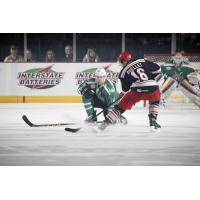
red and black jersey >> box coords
[119,59,161,93]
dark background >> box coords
[0,33,200,62]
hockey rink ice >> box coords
[0,103,200,166]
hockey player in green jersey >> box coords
[78,68,127,123]
[165,51,190,67]
[161,52,194,81]
[157,52,200,108]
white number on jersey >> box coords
[131,68,149,82]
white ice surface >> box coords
[0,103,200,165]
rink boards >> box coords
[0,62,197,104]
[0,96,82,103]
[0,62,120,103]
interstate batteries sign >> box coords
[17,65,65,89]
[75,67,119,85]
[0,62,121,96]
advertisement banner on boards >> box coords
[0,62,121,96]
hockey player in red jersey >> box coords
[99,51,162,131]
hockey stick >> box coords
[64,121,105,133]
[91,97,121,120]
[64,127,82,133]
[22,115,75,127]
[64,97,121,133]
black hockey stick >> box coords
[90,97,120,120]
[64,127,82,133]
[64,97,121,133]
[64,121,104,133]
[22,115,75,127]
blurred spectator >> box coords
[63,45,73,62]
[82,48,100,62]
[45,50,56,62]
[4,45,23,62]
[26,49,36,62]
[180,50,186,56]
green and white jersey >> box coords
[165,56,189,66]
[78,78,119,116]
[161,65,194,80]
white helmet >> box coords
[95,68,107,77]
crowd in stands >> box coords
[4,45,23,62]
[3,45,101,63]
[1,33,200,63]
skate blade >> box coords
[150,126,161,132]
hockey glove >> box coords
[81,87,95,98]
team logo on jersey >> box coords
[166,66,172,70]
[17,65,65,89]
[75,66,119,85]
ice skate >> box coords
[148,114,161,131]
[120,115,128,125]
[98,120,112,131]
[84,111,97,124]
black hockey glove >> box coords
[80,86,95,98]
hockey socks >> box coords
[148,101,161,130]
[98,108,127,131]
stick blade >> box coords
[64,127,81,133]
[22,115,35,127]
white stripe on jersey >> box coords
[84,102,92,105]
[131,80,158,88]
[107,79,115,89]
[120,59,146,78]
[86,106,93,110]
[152,68,161,74]
[103,85,111,95]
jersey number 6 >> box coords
[131,68,148,81]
